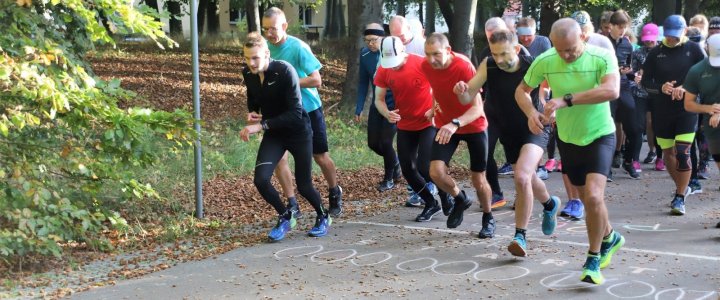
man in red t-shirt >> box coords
[421,33,491,230]
[374,36,447,222]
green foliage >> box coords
[0,0,194,260]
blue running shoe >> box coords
[498,163,514,176]
[308,214,332,237]
[560,199,584,219]
[405,185,425,207]
[580,255,604,285]
[507,233,527,257]
[536,167,549,180]
[599,231,625,269]
[670,195,685,215]
[427,182,439,196]
[689,178,703,194]
[268,215,296,241]
[542,196,560,235]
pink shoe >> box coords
[545,159,557,172]
[655,159,666,171]
[556,160,562,172]
[633,160,642,173]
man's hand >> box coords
[354,114,362,123]
[634,71,643,85]
[708,104,720,115]
[543,98,566,121]
[710,114,720,128]
[247,112,262,124]
[662,80,677,96]
[386,109,401,123]
[435,123,458,145]
[527,110,546,135]
[453,81,469,95]
[424,108,434,122]
[671,85,685,101]
[240,124,262,142]
[620,66,633,75]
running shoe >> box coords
[622,161,640,179]
[556,160,562,172]
[670,195,686,215]
[655,159,666,171]
[447,191,471,228]
[405,185,425,207]
[536,166,549,180]
[507,233,527,257]
[633,160,642,173]
[491,192,507,209]
[560,199,584,219]
[612,152,622,168]
[643,151,657,164]
[268,215,297,241]
[427,182,439,196]
[698,162,709,180]
[599,231,625,269]
[544,159,558,172]
[498,162,514,176]
[607,170,614,182]
[308,214,332,237]
[689,178,703,194]
[478,215,495,239]
[376,179,395,192]
[542,196,560,235]
[287,201,302,219]
[716,221,720,228]
[328,186,343,217]
[416,202,441,222]
[580,255,604,285]
[440,192,455,216]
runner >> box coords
[641,15,706,215]
[240,32,330,241]
[454,29,560,248]
[389,15,426,56]
[421,33,490,231]
[261,7,343,217]
[374,36,447,222]
[355,23,400,192]
[518,18,625,284]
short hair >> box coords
[517,17,537,29]
[551,18,582,40]
[610,10,632,26]
[689,14,709,35]
[425,32,449,47]
[687,26,702,37]
[244,31,267,49]
[263,7,285,19]
[485,17,507,32]
[600,11,613,25]
[489,28,518,45]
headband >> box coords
[364,29,386,36]
[516,27,535,36]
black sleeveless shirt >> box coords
[485,55,541,132]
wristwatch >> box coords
[563,93,573,107]
[451,118,461,127]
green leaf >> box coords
[0,66,10,80]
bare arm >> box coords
[515,80,546,135]
[299,70,322,88]
[565,73,620,105]
[684,91,720,115]
[435,93,484,144]
[375,86,401,123]
[454,58,488,105]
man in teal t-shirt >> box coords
[261,7,342,218]
[516,18,624,286]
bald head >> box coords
[390,16,414,44]
[550,18,584,63]
[485,17,508,33]
[366,23,383,31]
[550,18,582,40]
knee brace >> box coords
[675,142,692,171]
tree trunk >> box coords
[337,1,347,37]
[167,0,183,35]
[539,0,560,37]
[437,0,454,32]
[206,0,220,35]
[397,0,407,16]
[684,0,701,21]
[198,0,207,35]
[145,0,160,21]
[341,0,383,109]
[418,1,424,25]
[245,0,260,32]
[325,0,337,38]
[449,0,478,58]
[652,0,676,24]
[425,0,436,34]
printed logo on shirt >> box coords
[702,72,713,78]
[413,78,424,89]
[657,53,667,58]
[268,81,276,85]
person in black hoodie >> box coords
[641,15,706,216]
[240,32,331,241]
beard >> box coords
[497,58,518,72]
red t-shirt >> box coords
[421,52,487,134]
[374,54,433,131]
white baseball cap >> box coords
[708,34,720,67]
[380,36,407,68]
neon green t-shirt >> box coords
[524,44,618,146]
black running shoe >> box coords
[622,161,640,179]
[439,192,455,216]
[447,191,472,228]
[416,203,441,222]
[328,186,343,217]
[376,179,395,192]
[478,216,495,239]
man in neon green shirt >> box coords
[515,18,625,285]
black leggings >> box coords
[485,118,503,195]
[610,86,643,162]
[397,127,436,203]
[367,104,399,180]
[547,125,558,159]
[254,134,324,216]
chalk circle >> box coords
[473,265,530,281]
[310,249,357,264]
[274,245,324,259]
[431,260,479,276]
[655,289,718,300]
[350,252,393,267]
[606,280,655,298]
[396,257,438,272]
[539,272,589,290]
[566,226,588,233]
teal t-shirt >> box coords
[524,44,618,146]
[684,58,720,139]
[268,36,323,112]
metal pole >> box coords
[191,0,203,219]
